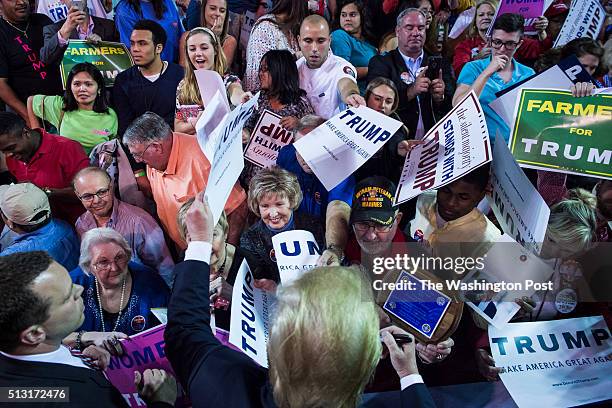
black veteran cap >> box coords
[350,176,397,226]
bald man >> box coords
[297,14,365,119]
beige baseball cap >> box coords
[0,183,51,226]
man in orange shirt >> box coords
[123,112,247,249]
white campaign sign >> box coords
[488,139,550,255]
[204,93,259,225]
[489,316,612,407]
[195,91,230,161]
[272,230,322,286]
[195,69,230,111]
[229,259,273,368]
[553,0,606,48]
[395,91,491,205]
[293,106,403,191]
[244,110,293,168]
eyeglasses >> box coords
[78,186,111,202]
[131,143,154,160]
[490,38,521,50]
[353,221,395,233]
[93,253,129,271]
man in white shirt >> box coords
[0,251,175,407]
[297,14,365,119]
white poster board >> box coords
[395,91,491,205]
[204,93,259,225]
[229,259,273,368]
[272,230,322,286]
[553,0,606,48]
[244,110,293,168]
[293,106,403,191]
[489,316,612,407]
[488,138,550,255]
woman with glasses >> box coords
[452,0,550,76]
[66,228,169,353]
[453,13,535,146]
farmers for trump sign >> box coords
[489,316,612,407]
[61,40,133,88]
[395,91,491,205]
[509,89,612,180]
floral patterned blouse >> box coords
[244,14,300,92]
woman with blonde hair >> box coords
[165,192,435,407]
[240,166,324,289]
[175,27,249,134]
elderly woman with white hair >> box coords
[66,228,169,353]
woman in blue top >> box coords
[69,228,169,341]
[115,0,185,62]
[330,0,377,94]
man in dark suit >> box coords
[40,1,118,65]
[367,7,455,140]
[0,251,174,407]
[165,192,436,408]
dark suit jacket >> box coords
[40,16,119,65]
[0,353,128,407]
[165,259,437,408]
[367,49,455,138]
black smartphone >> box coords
[426,56,442,80]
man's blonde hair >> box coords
[269,267,381,408]
[247,166,303,217]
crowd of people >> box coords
[0,0,611,406]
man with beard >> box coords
[0,0,62,120]
[113,19,184,136]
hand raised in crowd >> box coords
[407,68,431,101]
[82,331,128,356]
[186,191,214,243]
[279,115,299,131]
[59,6,88,40]
[134,369,177,406]
[431,70,446,103]
[571,82,595,98]
[397,140,425,157]
[475,47,492,60]
[475,348,502,381]
[81,345,111,370]
[415,337,454,363]
[345,92,367,108]
[533,16,548,33]
[381,326,419,378]
[485,55,509,75]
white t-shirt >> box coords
[37,0,109,23]
[296,51,357,120]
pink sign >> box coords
[105,324,238,407]
[495,0,545,35]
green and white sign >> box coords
[60,40,133,88]
[509,89,612,180]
